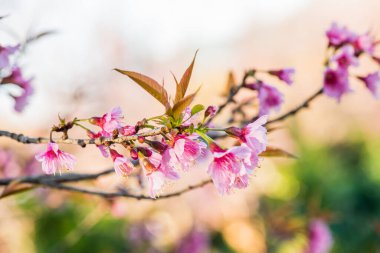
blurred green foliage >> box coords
[262,134,380,253]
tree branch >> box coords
[266,88,323,125]
[42,179,212,200]
[0,127,166,147]
[208,72,250,124]
[0,168,114,185]
[0,168,212,200]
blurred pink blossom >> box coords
[305,219,333,253]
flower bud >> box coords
[138,136,145,143]
[137,147,152,157]
[148,141,168,154]
[130,149,138,160]
[204,105,218,118]
[225,126,242,138]
[89,117,101,125]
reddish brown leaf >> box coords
[221,71,236,97]
[115,69,171,110]
[260,146,297,159]
[172,87,200,120]
[174,50,198,103]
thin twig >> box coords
[0,168,114,185]
[265,88,324,125]
[42,179,212,200]
[208,72,250,124]
[0,168,212,200]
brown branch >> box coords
[207,72,250,124]
[0,168,114,185]
[42,179,213,200]
[265,88,323,125]
[0,168,212,200]
[0,127,165,147]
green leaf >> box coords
[115,69,171,110]
[260,146,297,159]
[191,104,204,116]
[171,87,200,120]
[174,50,198,103]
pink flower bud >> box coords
[225,126,242,138]
[149,141,168,154]
[268,68,295,85]
[204,105,218,118]
[130,149,138,160]
[137,136,145,143]
[137,147,152,157]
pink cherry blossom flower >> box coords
[140,151,179,197]
[173,135,207,171]
[305,219,333,253]
[207,144,255,194]
[13,82,34,112]
[0,44,19,69]
[90,106,124,134]
[225,115,268,155]
[269,68,295,85]
[1,66,34,112]
[181,107,201,126]
[258,84,284,116]
[331,45,359,68]
[358,72,380,99]
[352,33,376,55]
[110,149,134,177]
[35,142,76,174]
[326,23,354,47]
[87,131,109,157]
[120,125,136,136]
[241,115,268,153]
[323,67,351,102]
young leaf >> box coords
[191,104,205,116]
[260,146,297,159]
[174,50,198,103]
[115,69,171,110]
[221,71,236,97]
[172,88,200,120]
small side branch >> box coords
[43,179,213,200]
[266,88,323,125]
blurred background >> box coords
[1,0,380,252]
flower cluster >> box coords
[35,105,268,197]
[0,44,34,112]
[324,23,380,101]
[244,68,295,116]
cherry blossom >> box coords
[110,149,134,177]
[358,72,380,99]
[35,142,76,175]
